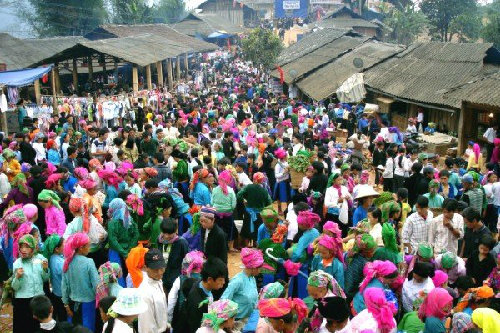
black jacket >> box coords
[308,173,328,195]
[404,173,423,206]
[222,138,235,160]
[186,284,210,333]
[159,237,188,292]
[201,223,228,264]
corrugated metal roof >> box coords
[296,41,405,101]
[317,18,379,29]
[444,72,500,108]
[276,28,357,66]
[172,13,245,37]
[364,42,498,108]
[271,35,369,84]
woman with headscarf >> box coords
[311,234,345,288]
[353,260,398,314]
[221,248,263,325]
[467,143,484,171]
[344,233,377,299]
[258,298,308,333]
[0,204,27,270]
[435,251,466,285]
[99,169,122,213]
[423,179,445,208]
[61,232,99,331]
[2,148,21,182]
[471,308,500,333]
[454,285,495,314]
[125,243,149,288]
[417,288,453,333]
[121,128,139,162]
[0,173,34,213]
[373,223,403,265]
[171,149,191,204]
[11,234,49,333]
[95,261,123,307]
[324,172,351,237]
[402,262,436,312]
[350,287,397,333]
[197,299,239,333]
[47,139,60,166]
[37,189,66,237]
[43,234,66,321]
[190,168,214,207]
[449,312,473,333]
[273,148,291,216]
[212,170,237,250]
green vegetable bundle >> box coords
[373,192,394,207]
[288,153,311,173]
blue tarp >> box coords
[207,31,233,39]
[0,66,53,88]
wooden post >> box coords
[72,58,78,94]
[146,64,152,90]
[54,64,61,95]
[102,62,107,84]
[34,79,41,105]
[156,61,164,87]
[176,56,181,81]
[184,53,189,80]
[167,59,173,91]
[88,56,93,81]
[51,68,58,112]
[132,65,139,93]
[458,102,468,155]
[1,87,7,135]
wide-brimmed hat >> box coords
[354,185,380,200]
[111,288,148,316]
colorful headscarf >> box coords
[88,158,103,171]
[200,206,216,219]
[201,300,239,332]
[218,170,233,195]
[21,163,31,173]
[253,172,265,184]
[42,234,62,260]
[98,169,122,189]
[63,232,89,272]
[381,201,400,224]
[69,197,90,233]
[11,173,30,197]
[450,312,473,333]
[297,211,320,229]
[190,168,210,191]
[108,198,132,229]
[441,251,457,269]
[38,189,62,209]
[418,288,452,321]
[45,173,64,189]
[417,243,433,259]
[471,308,500,333]
[431,270,448,288]
[318,234,344,264]
[258,298,308,324]
[327,172,341,188]
[182,250,205,276]
[126,194,144,216]
[308,270,346,298]
[13,222,33,259]
[74,167,89,180]
[96,262,122,306]
[352,233,377,254]
[241,247,264,268]
[2,148,15,159]
[381,223,398,253]
[261,206,278,224]
[79,178,97,190]
[18,234,36,252]
[274,148,287,159]
[428,179,439,190]
[125,243,149,288]
[259,282,285,300]
[22,204,38,222]
[359,260,398,293]
[143,167,158,178]
[363,288,397,333]
[1,205,26,248]
[323,221,342,238]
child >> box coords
[46,139,60,166]
[299,166,314,194]
[311,235,345,288]
[197,300,239,333]
[273,148,291,215]
[103,288,148,333]
[61,233,99,331]
[30,295,74,333]
[33,133,46,164]
[236,162,252,187]
[123,170,142,198]
[95,262,123,307]
[43,235,66,322]
[12,234,50,333]
[38,190,66,237]
[466,234,497,287]
[97,296,116,329]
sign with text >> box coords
[275,0,308,18]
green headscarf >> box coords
[417,243,433,259]
[441,251,457,269]
[327,172,341,188]
[260,282,284,299]
[307,270,346,298]
[260,206,278,224]
[11,173,30,197]
[18,234,36,252]
[418,153,428,162]
[43,234,62,260]
[38,189,62,209]
[382,223,398,253]
[201,300,238,332]
[340,163,350,173]
[352,233,377,254]
[373,192,395,207]
[2,148,15,160]
[428,180,439,189]
[469,171,480,183]
[381,200,401,223]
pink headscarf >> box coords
[45,173,64,189]
[363,288,397,333]
[74,167,89,180]
[473,143,481,164]
[126,194,144,216]
[283,259,301,276]
[182,251,205,275]
[360,170,370,185]
[218,170,233,195]
[297,211,321,229]
[418,288,453,321]
[44,163,57,177]
[63,232,89,272]
[323,221,342,238]
[241,248,264,268]
[318,235,344,264]
[274,148,287,160]
[13,223,33,259]
[253,172,265,184]
[88,158,103,171]
[22,204,38,222]
[78,179,97,189]
[98,169,123,189]
[432,270,448,288]
[359,260,398,293]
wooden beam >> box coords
[167,59,173,91]
[132,65,139,93]
[184,53,189,80]
[146,64,152,90]
[72,58,78,94]
[176,56,181,81]
[156,61,164,87]
[54,65,61,95]
[88,56,93,81]
[34,79,41,105]
[102,62,107,84]
[51,68,58,112]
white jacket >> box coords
[324,185,351,209]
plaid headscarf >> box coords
[201,300,238,331]
[351,233,377,255]
[308,270,346,298]
[18,234,37,258]
[96,262,122,306]
[11,173,30,197]
[259,282,284,300]
[108,198,132,229]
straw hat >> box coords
[111,288,148,316]
[354,185,380,200]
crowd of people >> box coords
[2,49,500,333]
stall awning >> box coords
[207,31,234,39]
[0,66,53,87]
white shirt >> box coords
[138,273,168,333]
[427,213,464,255]
[0,173,11,199]
[483,127,497,144]
[324,185,351,210]
[417,112,424,123]
[285,203,298,241]
[167,276,181,323]
[33,142,46,163]
[238,172,252,187]
[164,127,180,140]
[103,318,134,333]
[402,277,435,312]
[319,319,351,333]
[350,309,397,333]
[382,157,394,179]
[394,155,409,177]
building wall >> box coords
[407,103,459,134]
[353,27,377,38]
[199,0,245,25]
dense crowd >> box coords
[2,49,500,333]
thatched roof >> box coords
[171,13,245,37]
[444,72,500,109]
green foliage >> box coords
[288,154,311,173]
[373,192,394,207]
[420,0,478,41]
[449,13,481,42]
[384,6,428,45]
[241,28,283,70]
[482,1,500,48]
[110,0,155,24]
[18,0,108,37]
[157,0,186,24]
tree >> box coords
[420,0,478,41]
[241,28,283,70]
[384,6,428,45]
[156,0,186,23]
[18,0,108,37]
[109,0,155,24]
[449,13,481,42]
[482,1,500,48]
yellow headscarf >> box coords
[472,308,500,333]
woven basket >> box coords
[290,169,305,189]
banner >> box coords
[275,0,308,18]
[269,78,283,94]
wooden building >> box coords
[316,6,382,38]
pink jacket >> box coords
[45,206,67,236]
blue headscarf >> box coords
[108,198,132,228]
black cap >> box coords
[144,248,166,269]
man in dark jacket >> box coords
[222,132,236,162]
[404,162,424,207]
[200,207,228,264]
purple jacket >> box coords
[0,187,34,212]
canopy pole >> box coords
[146,64,152,90]
[54,64,61,95]
[88,56,93,81]
[72,58,78,95]
[184,53,189,80]
[132,65,139,93]
[176,56,181,81]
[167,59,173,91]
[51,68,58,113]
[34,79,41,105]
[156,61,164,87]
